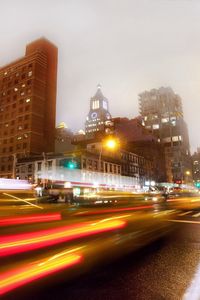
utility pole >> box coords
[12,153,17,179]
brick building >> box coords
[0,38,57,177]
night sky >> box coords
[1,0,200,152]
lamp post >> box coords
[185,170,191,185]
[98,137,119,172]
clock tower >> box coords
[85,85,112,138]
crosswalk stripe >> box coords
[178,211,192,217]
[192,212,200,218]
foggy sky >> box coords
[0,0,200,152]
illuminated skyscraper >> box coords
[139,87,192,183]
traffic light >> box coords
[60,159,78,169]
[195,182,200,188]
[67,160,77,169]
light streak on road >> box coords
[75,205,154,216]
[0,213,61,227]
[0,250,82,295]
[169,219,200,225]
[0,219,126,257]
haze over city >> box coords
[0,0,200,152]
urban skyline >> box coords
[0,0,200,152]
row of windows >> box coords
[86,128,100,133]
[0,106,30,121]
[86,122,104,128]
[121,152,145,165]
[2,68,33,81]
[0,132,29,140]
[82,158,120,174]
[0,116,30,130]
[1,79,32,94]
[0,101,31,113]
[0,165,12,172]
[1,87,32,98]
[2,63,33,77]
[37,161,53,171]
[1,143,28,153]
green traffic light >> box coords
[68,162,75,169]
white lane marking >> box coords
[3,193,43,209]
[169,219,200,225]
[178,211,192,217]
[192,212,200,218]
[183,262,200,300]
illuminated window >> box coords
[162,118,169,123]
[92,100,99,109]
[26,98,31,103]
[14,87,18,92]
[21,83,26,88]
[17,136,22,140]
[172,136,179,142]
[28,71,32,77]
[153,124,159,129]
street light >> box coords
[104,139,117,150]
[99,137,119,172]
[185,170,191,185]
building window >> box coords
[153,124,159,130]
[28,71,32,77]
[172,136,179,142]
[48,161,53,170]
[92,100,99,110]
[38,162,42,171]
[162,118,169,123]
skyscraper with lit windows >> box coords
[0,38,57,178]
[139,87,192,183]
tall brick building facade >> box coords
[0,38,57,178]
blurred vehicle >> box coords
[166,190,200,210]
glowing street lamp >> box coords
[104,138,118,150]
[99,137,120,172]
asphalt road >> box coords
[5,209,200,300]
